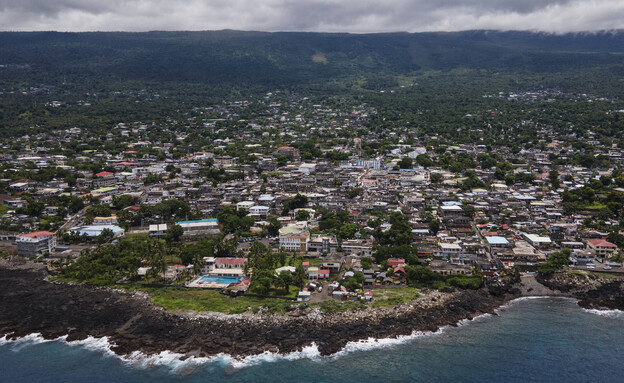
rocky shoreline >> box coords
[1,259,622,360]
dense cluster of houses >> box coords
[2,93,624,292]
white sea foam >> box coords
[66,336,117,357]
[582,308,624,318]
[457,312,493,326]
[331,329,442,358]
[495,296,576,313]
[0,309,498,370]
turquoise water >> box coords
[197,276,241,285]
[1,297,623,383]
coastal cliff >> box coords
[1,259,622,359]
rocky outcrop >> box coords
[0,260,514,358]
[535,272,624,311]
[3,259,621,360]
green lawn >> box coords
[122,284,422,315]
[371,287,420,308]
[581,202,607,210]
[147,287,297,314]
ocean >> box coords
[1,297,623,383]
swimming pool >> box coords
[196,276,241,286]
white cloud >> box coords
[0,0,622,33]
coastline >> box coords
[1,258,622,361]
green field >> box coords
[371,287,420,308]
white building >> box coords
[279,226,310,252]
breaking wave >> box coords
[582,308,624,318]
[0,309,502,371]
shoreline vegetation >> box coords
[1,258,623,360]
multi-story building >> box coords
[16,231,56,257]
[586,238,618,257]
[279,226,310,252]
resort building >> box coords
[209,257,247,277]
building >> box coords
[438,243,463,258]
[440,205,463,217]
[341,239,374,257]
[308,235,338,255]
[70,225,125,237]
[175,219,220,239]
[586,238,618,257]
[93,216,118,225]
[16,231,56,257]
[486,236,511,248]
[276,146,300,158]
[209,257,247,277]
[249,205,270,217]
[149,224,168,238]
[279,226,310,252]
[523,233,552,249]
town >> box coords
[1,89,623,311]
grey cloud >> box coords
[0,0,622,33]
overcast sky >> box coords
[0,0,623,33]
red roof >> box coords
[20,231,55,238]
[127,206,140,211]
[388,258,406,266]
[116,162,137,166]
[215,258,247,265]
[394,266,406,274]
[95,171,114,177]
[587,238,617,248]
[318,269,330,274]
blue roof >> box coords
[442,201,462,206]
[175,218,218,225]
[70,225,124,237]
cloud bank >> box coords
[0,0,623,33]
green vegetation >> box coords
[538,249,571,275]
[146,287,296,314]
[405,266,483,290]
[371,287,420,308]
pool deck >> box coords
[187,276,243,289]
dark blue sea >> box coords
[1,297,623,383]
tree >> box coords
[338,223,358,240]
[96,228,115,244]
[191,251,204,275]
[416,154,434,168]
[147,240,167,280]
[549,167,560,190]
[266,217,282,237]
[538,249,571,275]
[283,193,308,213]
[398,157,413,169]
[429,219,441,235]
[279,270,293,293]
[293,263,306,288]
[461,203,476,218]
[113,194,135,210]
[430,173,443,184]
[295,209,310,221]
[361,256,372,269]
[250,270,273,295]
[167,224,184,242]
